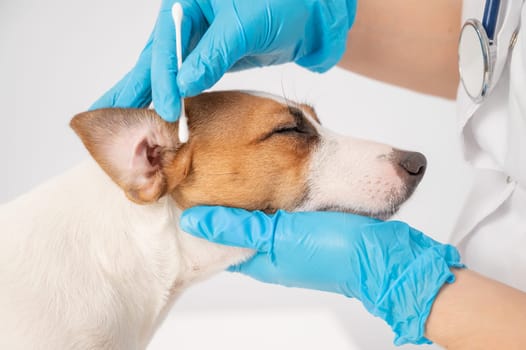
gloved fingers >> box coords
[295,0,357,73]
[278,211,380,244]
[151,6,182,122]
[181,206,382,254]
[180,206,276,252]
[229,54,284,71]
[228,253,292,286]
[89,37,153,110]
[178,3,209,57]
[228,251,346,294]
[177,13,247,97]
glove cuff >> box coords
[373,244,464,345]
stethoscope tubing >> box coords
[482,0,501,40]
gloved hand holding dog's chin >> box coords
[180,207,463,345]
[91,0,357,121]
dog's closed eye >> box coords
[260,106,318,142]
[284,106,318,136]
[272,125,303,134]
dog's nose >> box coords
[398,151,427,177]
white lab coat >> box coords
[451,0,526,291]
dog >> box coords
[0,91,426,349]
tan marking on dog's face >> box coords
[169,91,320,212]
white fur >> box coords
[300,129,404,218]
[0,161,251,349]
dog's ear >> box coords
[70,108,191,204]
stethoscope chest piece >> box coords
[458,0,503,103]
[458,19,494,103]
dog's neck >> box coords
[74,159,251,318]
[1,159,250,348]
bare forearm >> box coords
[425,269,526,349]
[338,0,462,99]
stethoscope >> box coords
[458,0,502,103]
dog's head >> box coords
[71,91,425,219]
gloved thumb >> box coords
[90,36,154,110]
[180,206,276,252]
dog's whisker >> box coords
[280,79,294,110]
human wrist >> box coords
[374,243,464,345]
[425,269,526,350]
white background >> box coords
[1,0,472,349]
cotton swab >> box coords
[172,3,189,143]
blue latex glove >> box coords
[91,0,357,121]
[180,207,464,345]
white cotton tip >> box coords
[172,3,183,27]
[178,116,189,143]
[178,108,189,143]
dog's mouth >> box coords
[303,185,410,220]
[265,204,398,220]
[290,186,408,220]
[314,204,400,221]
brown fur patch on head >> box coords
[170,91,320,212]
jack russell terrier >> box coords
[0,91,426,349]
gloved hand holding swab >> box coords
[172,3,189,143]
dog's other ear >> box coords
[70,108,191,204]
